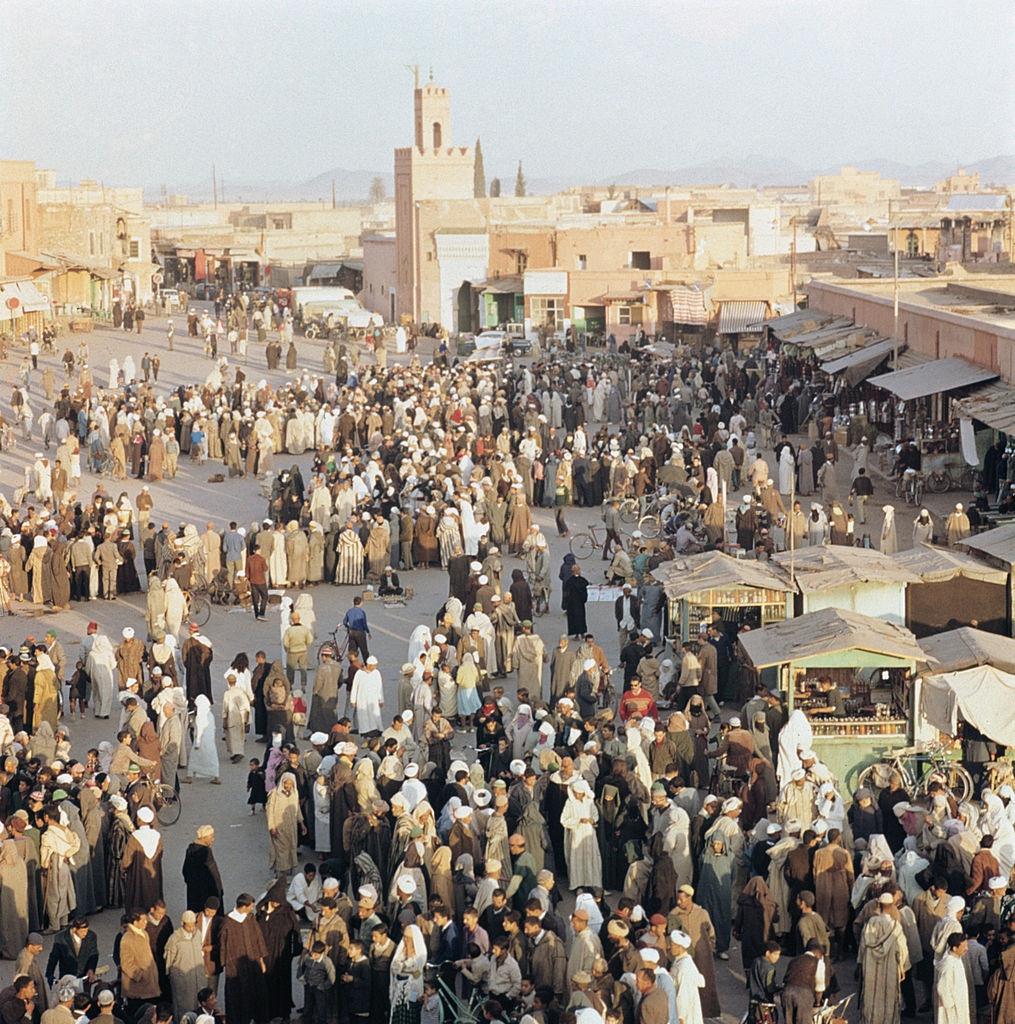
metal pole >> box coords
[791,220,798,309]
[891,199,899,368]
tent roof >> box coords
[921,665,1015,745]
[656,551,793,602]
[950,381,1015,434]
[868,356,998,401]
[960,523,1015,565]
[771,545,920,592]
[918,627,1015,675]
[738,607,928,669]
[893,543,1008,585]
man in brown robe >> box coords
[666,884,721,1018]
[219,893,268,1024]
[116,628,146,686]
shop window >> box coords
[530,296,564,330]
[129,238,141,259]
[89,231,96,256]
[514,252,528,275]
[629,250,651,270]
[618,305,643,325]
[577,254,587,270]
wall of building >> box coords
[806,277,1015,383]
[0,160,39,275]
[361,233,397,320]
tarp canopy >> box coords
[738,606,928,669]
[921,665,1015,744]
[951,381,1015,434]
[960,523,1015,565]
[656,551,793,602]
[745,308,838,339]
[820,337,900,385]
[919,626,1015,675]
[668,284,711,325]
[869,356,999,401]
[717,300,769,335]
[772,545,920,593]
[894,544,1008,585]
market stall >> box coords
[738,607,929,787]
[918,627,1015,749]
[771,546,920,625]
[656,551,793,643]
[960,524,1015,637]
[895,543,1009,637]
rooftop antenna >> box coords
[404,64,420,89]
[428,65,434,82]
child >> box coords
[747,940,781,1023]
[68,659,90,718]
[340,939,371,1024]
[968,927,990,1011]
[297,941,335,1024]
[292,688,307,739]
[455,941,487,1001]
[419,981,441,1024]
[246,758,267,813]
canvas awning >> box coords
[868,357,999,401]
[744,308,838,338]
[479,276,523,295]
[771,546,920,592]
[819,338,899,385]
[895,544,1008,585]
[738,607,929,669]
[668,284,710,325]
[717,300,769,335]
[960,523,1015,565]
[921,665,1015,744]
[656,551,793,602]
[919,627,1015,675]
[951,381,1015,434]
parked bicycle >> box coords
[856,740,973,802]
[895,468,924,506]
[316,625,350,663]
[926,465,978,494]
[569,523,609,559]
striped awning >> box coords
[717,300,769,334]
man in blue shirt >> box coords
[343,596,371,659]
[223,522,246,585]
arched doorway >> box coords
[457,282,477,334]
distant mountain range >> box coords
[149,154,1014,203]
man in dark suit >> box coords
[46,918,99,985]
[432,904,461,964]
[613,584,641,649]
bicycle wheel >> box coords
[190,594,211,627]
[155,784,181,827]
[925,762,974,803]
[856,761,901,792]
[569,532,595,559]
[958,468,977,492]
[638,514,660,539]
[926,470,951,493]
[618,499,640,525]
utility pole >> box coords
[331,179,336,210]
[890,198,899,368]
[790,217,799,309]
[212,164,218,209]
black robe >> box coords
[183,637,214,706]
[220,911,269,1024]
[256,895,299,1022]
[121,832,164,913]
[182,842,224,913]
[105,814,132,908]
[561,573,589,635]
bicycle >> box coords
[153,780,182,826]
[926,466,978,493]
[856,741,973,802]
[316,625,350,663]
[895,469,924,506]
[184,572,212,628]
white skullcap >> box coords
[478,575,488,584]
[510,759,526,775]
[323,877,340,889]
[396,876,417,895]
[722,797,742,813]
[766,823,782,834]
[110,794,128,810]
[878,893,895,905]
[474,789,491,807]
[137,807,155,823]
[402,709,414,723]
[454,805,472,820]
[989,877,1007,891]
[122,627,135,639]
[791,769,806,782]
[640,948,660,964]
[434,634,447,643]
[366,655,378,665]
[309,732,328,745]
[728,716,741,727]
[358,884,378,903]
[470,561,483,571]
[670,930,691,947]
[800,749,817,760]
[640,628,654,638]
[946,896,965,914]
[404,763,419,778]
[582,658,596,670]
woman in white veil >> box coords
[407,625,432,667]
[389,923,426,1024]
[776,709,812,787]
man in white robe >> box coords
[350,656,384,735]
[935,932,970,1024]
[669,931,705,1024]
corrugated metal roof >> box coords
[744,308,839,338]
[771,545,920,592]
[894,543,1008,585]
[951,381,1015,434]
[738,607,929,669]
[945,194,1007,214]
[919,627,1015,675]
[868,357,999,401]
[717,300,770,335]
[782,319,862,349]
[960,524,1015,564]
[656,551,793,602]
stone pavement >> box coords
[0,313,962,1019]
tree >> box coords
[489,177,502,198]
[514,161,526,197]
[473,138,486,198]
[368,176,386,203]
[606,183,617,200]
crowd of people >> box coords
[0,305,1012,1024]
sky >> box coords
[8,0,1014,190]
